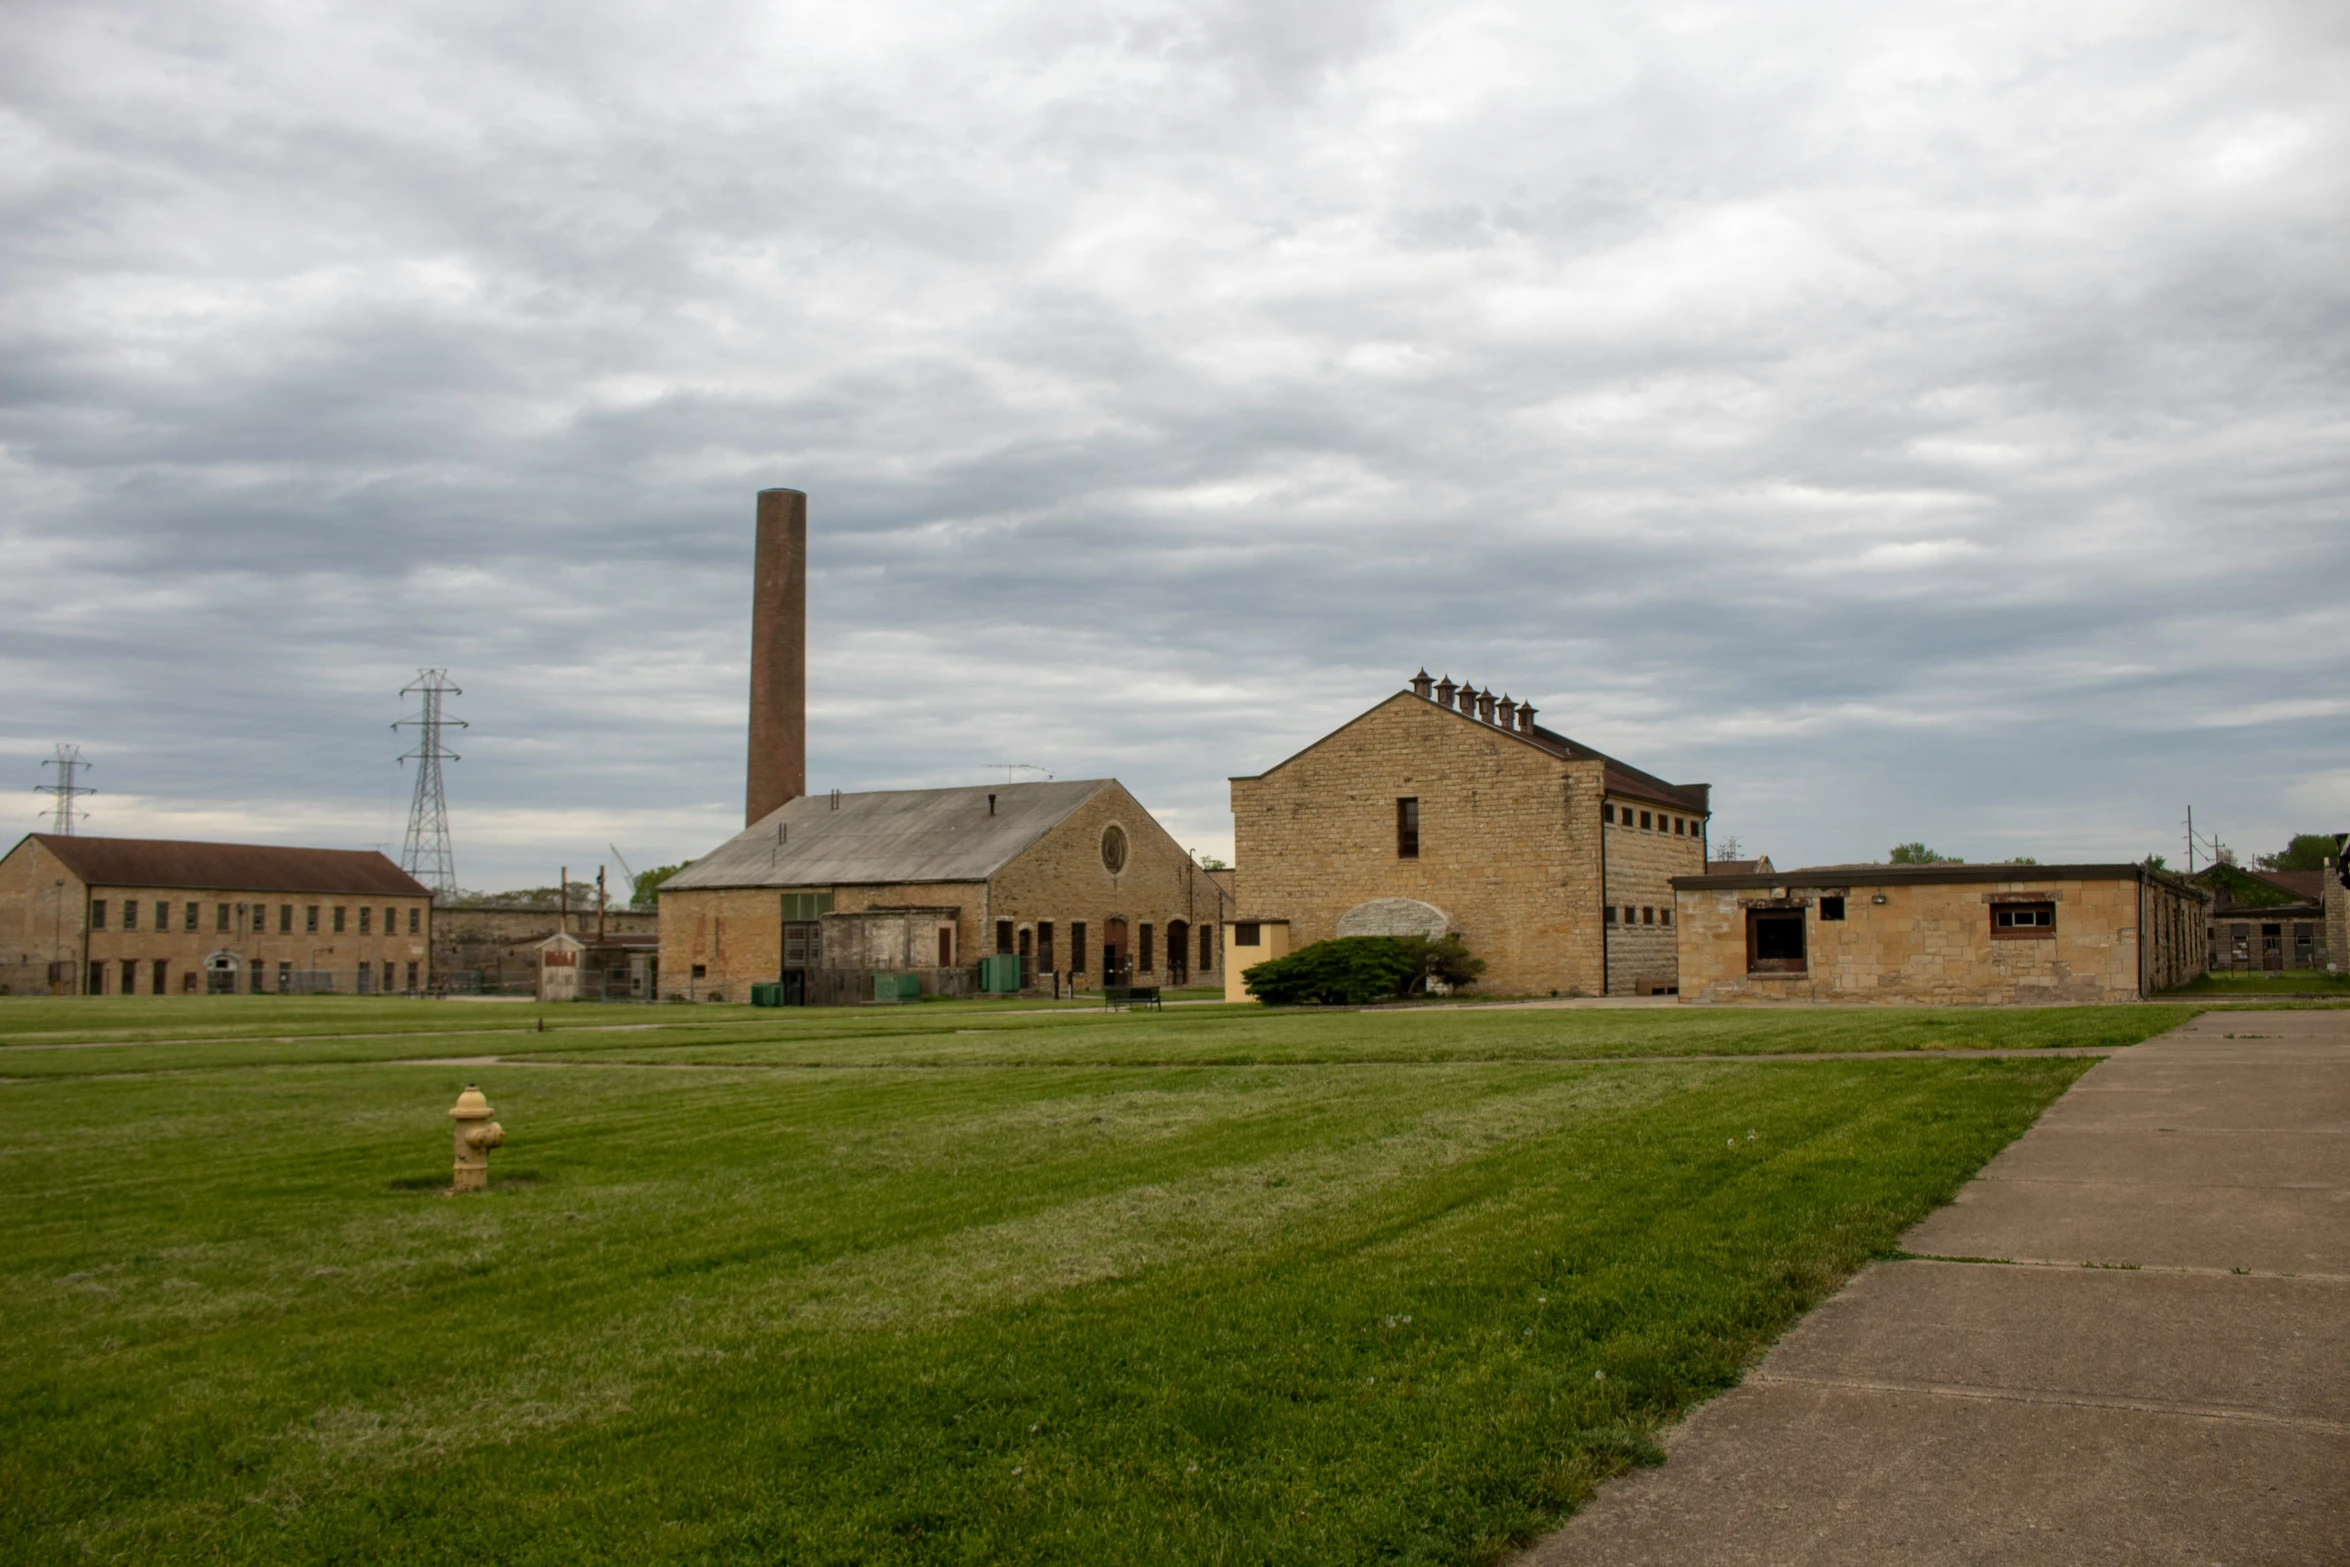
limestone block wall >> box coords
[983,781,1228,985]
[659,881,987,1000]
[1230,696,1611,997]
[1602,799,1708,994]
[1677,873,2196,1005]
[0,837,86,994]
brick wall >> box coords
[1676,872,2205,1004]
[1232,695,1637,997]
[0,837,85,995]
[1603,800,1709,993]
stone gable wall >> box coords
[983,781,1227,986]
[1603,801,1709,994]
[1230,696,1622,997]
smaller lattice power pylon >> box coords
[394,671,466,899]
[35,744,93,834]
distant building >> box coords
[434,902,659,995]
[2191,865,2327,974]
[658,780,1228,1003]
[1673,861,2207,1005]
[0,833,431,996]
[1228,671,1713,997]
[1707,856,1774,877]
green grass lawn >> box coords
[0,998,2189,1564]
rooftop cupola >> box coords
[1410,669,1434,699]
[1434,674,1458,709]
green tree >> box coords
[2256,834,2336,873]
[630,862,693,909]
[1888,843,1963,865]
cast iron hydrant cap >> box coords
[449,1085,494,1120]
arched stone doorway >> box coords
[203,951,242,995]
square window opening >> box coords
[1819,896,1846,921]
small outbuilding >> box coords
[1673,861,2208,1005]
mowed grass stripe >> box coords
[0,1036,2088,1566]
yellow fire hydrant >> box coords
[448,1085,505,1194]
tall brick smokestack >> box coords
[746,487,807,825]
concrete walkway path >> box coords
[1519,1008,2350,1566]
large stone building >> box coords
[433,902,659,995]
[1672,861,2208,1004]
[1228,671,1714,997]
[658,780,1226,1002]
[0,834,433,996]
[2191,864,2328,974]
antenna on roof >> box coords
[36,744,93,835]
[991,764,1052,782]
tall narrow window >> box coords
[1397,797,1420,858]
[184,902,199,931]
[152,959,169,993]
[1605,906,1618,924]
[90,961,106,994]
[359,907,372,934]
[280,904,293,933]
[996,920,1014,954]
[92,900,107,930]
[1201,925,1215,970]
[938,928,954,967]
[122,958,138,993]
[1071,922,1087,976]
[1603,803,1616,824]
[216,903,230,932]
[1139,923,1154,972]
[1641,907,1654,925]
[408,907,420,934]
[333,906,346,933]
[1037,921,1055,975]
[406,961,418,992]
[306,906,319,933]
[1639,811,1652,830]
[124,899,138,930]
[156,901,169,929]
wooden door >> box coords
[1104,917,1128,984]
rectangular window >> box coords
[408,907,420,934]
[1624,905,1636,924]
[1990,902,2056,938]
[1018,925,1032,959]
[1397,797,1420,858]
[1748,909,1806,973]
[216,903,230,932]
[90,960,106,994]
[359,906,372,934]
[306,906,319,933]
[152,959,169,993]
[691,964,707,979]
[996,920,1014,954]
[1604,905,1617,924]
[1660,907,1673,927]
[407,961,418,992]
[333,906,346,933]
[250,961,264,994]
[1603,803,1616,824]
[1235,921,1260,946]
[184,902,199,931]
[277,961,291,992]
[1641,906,1654,925]
[1201,925,1215,969]
[1819,896,1846,921]
[1071,922,1087,974]
[1639,810,1652,830]
[938,928,954,967]
[1139,924,1154,972]
[382,962,394,993]
[123,899,138,930]
[781,891,834,921]
[92,900,107,930]
[122,958,138,993]
[156,901,169,929]
[383,907,395,934]
[280,905,292,933]
[1037,921,1055,974]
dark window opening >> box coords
[1603,803,1616,824]
[216,903,230,932]
[1018,926,1032,959]
[281,905,293,932]
[152,959,169,993]
[155,901,168,930]
[406,961,418,992]
[90,960,105,994]
[121,959,137,993]
[1673,817,1684,835]
[1201,925,1215,970]
[1235,921,1260,946]
[276,961,290,991]
[996,920,1014,954]
[1641,906,1654,925]
[1605,906,1617,924]
[1661,907,1673,926]
[1071,922,1087,975]
[1624,905,1637,924]
[359,907,372,934]
[1038,921,1055,975]
[123,900,137,930]
[1819,896,1846,921]
[92,900,107,930]
[1139,923,1154,973]
[408,906,420,934]
[1749,910,1806,973]
[690,964,707,978]
[938,928,954,967]
[1397,797,1420,859]
[1991,903,2056,938]
[184,902,198,931]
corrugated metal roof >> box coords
[663,780,1113,891]
[22,834,430,897]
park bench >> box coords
[1103,985,1161,1012]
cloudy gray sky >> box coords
[5,0,2347,890]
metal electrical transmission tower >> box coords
[35,744,93,834]
[394,671,466,898]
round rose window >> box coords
[1100,824,1128,873]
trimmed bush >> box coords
[1242,934,1485,1006]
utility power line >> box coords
[35,744,93,834]
[394,671,466,899]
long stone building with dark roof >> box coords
[657,779,1228,1003]
[1227,671,1714,997]
[0,833,433,996]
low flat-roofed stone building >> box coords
[434,902,659,995]
[1229,671,1713,997]
[658,779,1227,1003]
[1673,861,2208,1005]
[0,833,432,996]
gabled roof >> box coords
[664,780,1114,891]
[18,834,428,897]
[1706,857,1774,876]
[1236,690,1712,815]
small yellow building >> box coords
[0,833,433,996]
[1672,861,2208,1005]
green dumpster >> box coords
[873,972,921,1003]
[978,954,1022,994]
[750,981,782,1007]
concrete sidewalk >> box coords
[1519,1009,2350,1566]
